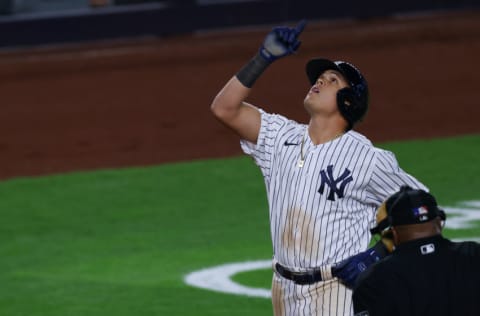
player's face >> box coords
[304,70,349,115]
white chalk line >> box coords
[184,260,272,298]
[184,200,480,298]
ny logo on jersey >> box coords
[318,165,353,201]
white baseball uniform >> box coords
[241,110,427,315]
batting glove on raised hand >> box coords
[259,20,306,63]
[332,241,389,288]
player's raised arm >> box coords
[210,20,306,144]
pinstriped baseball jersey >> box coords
[241,110,427,270]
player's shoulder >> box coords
[345,130,379,152]
[261,110,302,129]
[372,147,397,161]
[346,130,372,145]
[345,131,402,170]
[347,131,393,154]
[260,111,307,146]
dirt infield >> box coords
[0,10,479,180]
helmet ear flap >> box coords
[337,87,359,129]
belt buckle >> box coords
[291,270,305,277]
[293,270,316,285]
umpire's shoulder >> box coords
[449,239,480,258]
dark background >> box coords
[0,0,479,48]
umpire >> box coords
[352,186,480,316]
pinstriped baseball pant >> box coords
[271,271,353,316]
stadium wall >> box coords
[0,0,478,48]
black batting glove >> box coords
[332,241,389,288]
[236,20,307,88]
[259,20,306,62]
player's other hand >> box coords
[332,241,388,288]
[259,20,306,63]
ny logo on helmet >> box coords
[318,165,353,201]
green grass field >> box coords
[1,135,479,315]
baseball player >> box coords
[353,186,480,316]
[210,21,427,315]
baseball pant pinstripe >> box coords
[272,272,353,316]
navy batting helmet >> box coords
[306,58,369,130]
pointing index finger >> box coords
[294,19,307,35]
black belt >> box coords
[275,263,324,285]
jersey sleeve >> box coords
[366,149,428,205]
[240,110,289,180]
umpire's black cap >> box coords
[386,186,446,226]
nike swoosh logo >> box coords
[284,141,299,146]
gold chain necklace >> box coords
[298,132,307,168]
[298,130,344,168]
